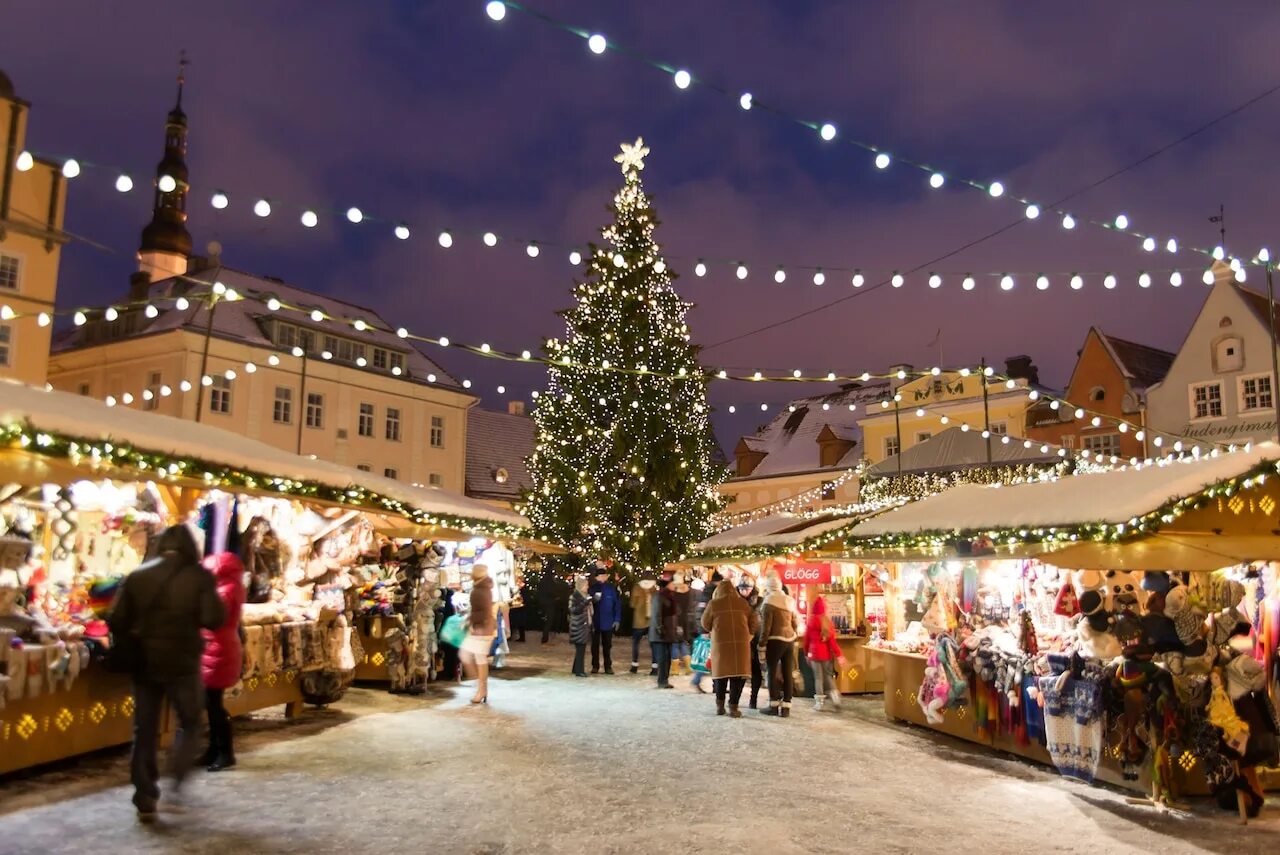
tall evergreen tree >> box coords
[524,139,726,574]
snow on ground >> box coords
[0,640,1276,855]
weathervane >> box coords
[615,137,649,175]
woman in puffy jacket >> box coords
[804,595,845,711]
[201,552,245,771]
[568,576,594,677]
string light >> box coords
[115,175,133,193]
[300,210,318,228]
[253,199,271,217]
[211,191,229,209]
[587,33,607,54]
[485,0,507,21]
[15,151,33,172]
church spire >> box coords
[137,52,192,282]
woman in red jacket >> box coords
[201,552,245,771]
[804,595,845,712]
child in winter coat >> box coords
[201,552,246,771]
[804,596,846,711]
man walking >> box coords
[649,571,679,689]
[588,564,621,674]
[108,524,225,822]
[629,573,656,674]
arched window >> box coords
[1213,335,1244,373]
[1089,386,1106,402]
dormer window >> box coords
[1213,335,1244,373]
[1089,386,1105,402]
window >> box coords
[430,415,444,448]
[1214,336,1244,373]
[306,392,325,428]
[1062,434,1076,449]
[144,371,161,410]
[323,335,337,356]
[820,481,836,501]
[276,323,297,351]
[989,421,1008,436]
[0,254,20,291]
[390,352,405,375]
[1089,386,1106,402]
[884,436,900,458]
[915,431,932,443]
[336,339,365,364]
[208,375,231,414]
[356,464,372,472]
[1083,434,1122,456]
[385,407,401,441]
[297,328,316,354]
[384,467,398,480]
[1190,382,1224,419]
[1239,374,1274,413]
[428,473,443,487]
[0,323,10,366]
[373,348,388,370]
[78,382,90,396]
[273,387,293,424]
[357,403,374,437]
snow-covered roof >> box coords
[1094,330,1174,392]
[865,426,1058,477]
[730,382,890,479]
[0,381,527,530]
[465,408,534,502]
[54,266,463,392]
[851,444,1278,538]
[692,513,861,553]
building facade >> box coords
[857,357,1042,467]
[46,76,477,491]
[0,68,68,385]
[465,403,534,510]
[1146,263,1280,447]
[1025,328,1172,460]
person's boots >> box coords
[813,696,824,712]
[780,703,791,718]
[763,701,779,716]
[716,698,726,716]
[682,655,693,676]
[208,733,235,772]
[749,691,758,710]
[729,705,742,719]
[630,661,639,674]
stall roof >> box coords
[865,426,1058,477]
[851,443,1279,538]
[0,381,530,534]
[688,512,866,562]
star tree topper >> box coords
[615,137,650,175]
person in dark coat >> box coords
[108,524,224,821]
[737,577,765,708]
[438,588,460,682]
[588,566,622,674]
[537,568,559,644]
[648,572,680,688]
[568,576,594,676]
[510,576,529,642]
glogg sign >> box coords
[778,561,832,585]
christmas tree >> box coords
[524,138,726,574]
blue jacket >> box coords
[589,580,622,630]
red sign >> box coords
[778,561,832,585]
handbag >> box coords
[690,635,712,673]
[439,614,468,648]
[104,565,180,675]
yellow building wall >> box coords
[47,330,475,491]
[0,88,67,385]
[717,469,860,516]
[858,372,1032,465]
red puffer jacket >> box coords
[201,552,246,689]
[804,596,844,663]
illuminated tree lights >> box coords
[524,139,727,572]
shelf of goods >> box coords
[0,382,545,775]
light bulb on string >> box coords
[891,273,904,288]
[61,159,81,179]
[115,174,133,193]
[394,224,410,240]
[1258,248,1271,263]
[254,199,271,217]
[1104,274,1117,290]
[1000,275,1015,291]
[813,269,825,286]
[1142,237,1156,252]
[929,172,945,189]
[211,191,229,209]
[1114,214,1129,230]
[1061,214,1076,230]
[175,297,189,310]
[819,123,837,141]
[15,151,33,172]
[988,182,1005,197]
[1070,274,1083,290]
[346,207,363,224]
[1213,246,1226,260]
[852,271,864,287]
[1138,272,1152,288]
[158,174,177,193]
[569,250,582,265]
[1166,238,1178,253]
[438,231,453,248]
[1025,204,1040,220]
[695,260,707,277]
[739,92,753,110]
[301,210,318,228]
[874,152,891,170]
[1036,275,1049,291]
[1202,269,1215,285]
[527,242,540,258]
[736,263,748,280]
[485,0,507,21]
[928,274,941,289]
[1170,271,1183,287]
[962,276,976,291]
[673,69,692,89]
[1235,268,1247,283]
[774,267,786,284]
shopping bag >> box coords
[440,615,468,648]
[690,635,712,673]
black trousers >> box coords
[539,602,555,642]
[572,643,587,675]
[510,607,526,641]
[765,640,795,705]
[205,687,233,760]
[714,676,746,707]
[750,645,764,703]
[591,629,614,672]
[653,641,672,687]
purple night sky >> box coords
[4,1,1279,449]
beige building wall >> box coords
[0,76,67,385]
[47,330,474,491]
[717,469,860,516]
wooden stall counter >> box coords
[834,635,885,694]
[872,647,1216,797]
[0,669,136,776]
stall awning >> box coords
[1042,532,1280,572]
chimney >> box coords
[129,271,153,303]
[508,401,526,416]
[1004,355,1039,385]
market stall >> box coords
[823,446,1280,813]
[0,382,545,774]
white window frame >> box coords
[884,435,900,458]
[357,402,374,437]
[144,371,162,411]
[273,387,293,424]
[428,472,443,487]
[1189,381,1225,421]
[0,251,22,293]
[1082,433,1122,457]
[385,407,401,441]
[0,322,12,367]
[989,421,1008,436]
[915,431,932,444]
[430,415,444,448]
[208,375,232,415]
[1237,373,1274,414]
[372,348,388,370]
[306,392,325,429]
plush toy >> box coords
[1076,590,1122,661]
[1073,569,1105,597]
[1053,582,1080,617]
[1103,570,1145,611]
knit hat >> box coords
[763,571,782,592]
[1141,571,1172,594]
[471,564,490,582]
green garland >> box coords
[1,420,541,543]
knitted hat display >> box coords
[1053,582,1081,617]
[1140,572,1172,595]
[1080,590,1109,632]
